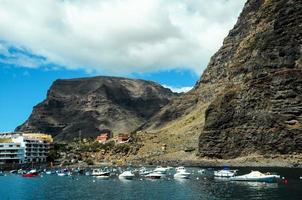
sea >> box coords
[0,167,301,200]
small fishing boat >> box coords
[145,172,164,179]
[57,169,71,176]
[0,171,4,176]
[45,170,56,175]
[139,167,152,176]
[119,171,135,180]
[174,167,190,179]
[230,171,280,183]
[91,169,110,179]
[22,169,39,177]
[10,170,18,174]
[214,168,237,178]
[153,166,170,174]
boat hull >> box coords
[230,176,279,183]
[22,173,39,177]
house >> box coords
[117,134,130,143]
[96,133,110,143]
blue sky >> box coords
[0,0,245,131]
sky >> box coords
[0,0,246,132]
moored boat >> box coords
[91,169,110,179]
[153,166,170,174]
[119,171,135,180]
[174,167,190,179]
[214,168,237,178]
[145,172,164,179]
[57,169,71,176]
[22,169,39,177]
[230,171,280,183]
[139,167,152,176]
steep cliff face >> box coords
[198,0,302,158]
[138,0,301,160]
[16,76,177,141]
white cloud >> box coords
[0,42,47,68]
[163,85,193,93]
[0,0,245,75]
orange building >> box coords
[117,134,130,143]
[96,133,110,143]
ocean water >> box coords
[0,167,301,200]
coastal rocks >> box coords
[16,76,178,141]
[198,0,302,158]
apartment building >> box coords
[0,132,53,164]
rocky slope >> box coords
[198,0,302,158]
[16,76,177,141]
[137,0,302,160]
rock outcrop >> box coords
[198,0,302,158]
[16,76,177,141]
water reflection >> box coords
[232,181,279,189]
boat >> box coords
[22,169,39,177]
[174,167,191,179]
[198,169,206,174]
[119,171,135,180]
[145,172,164,179]
[230,171,280,183]
[0,171,4,176]
[45,170,56,175]
[153,166,170,174]
[214,168,237,178]
[10,170,18,174]
[91,169,110,179]
[139,167,152,176]
[57,169,71,176]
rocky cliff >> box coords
[198,0,302,158]
[16,76,177,141]
[137,0,301,160]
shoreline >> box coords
[63,154,302,169]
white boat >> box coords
[174,167,190,179]
[214,169,237,178]
[119,171,135,180]
[145,172,164,179]
[153,166,170,174]
[139,167,152,176]
[230,171,280,183]
[57,171,71,176]
[91,169,110,179]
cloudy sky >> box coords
[0,0,245,131]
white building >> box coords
[0,142,25,164]
[0,132,53,164]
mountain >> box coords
[16,76,178,141]
[138,0,302,160]
[198,0,302,158]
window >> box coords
[9,145,13,147]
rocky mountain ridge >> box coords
[16,76,178,141]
